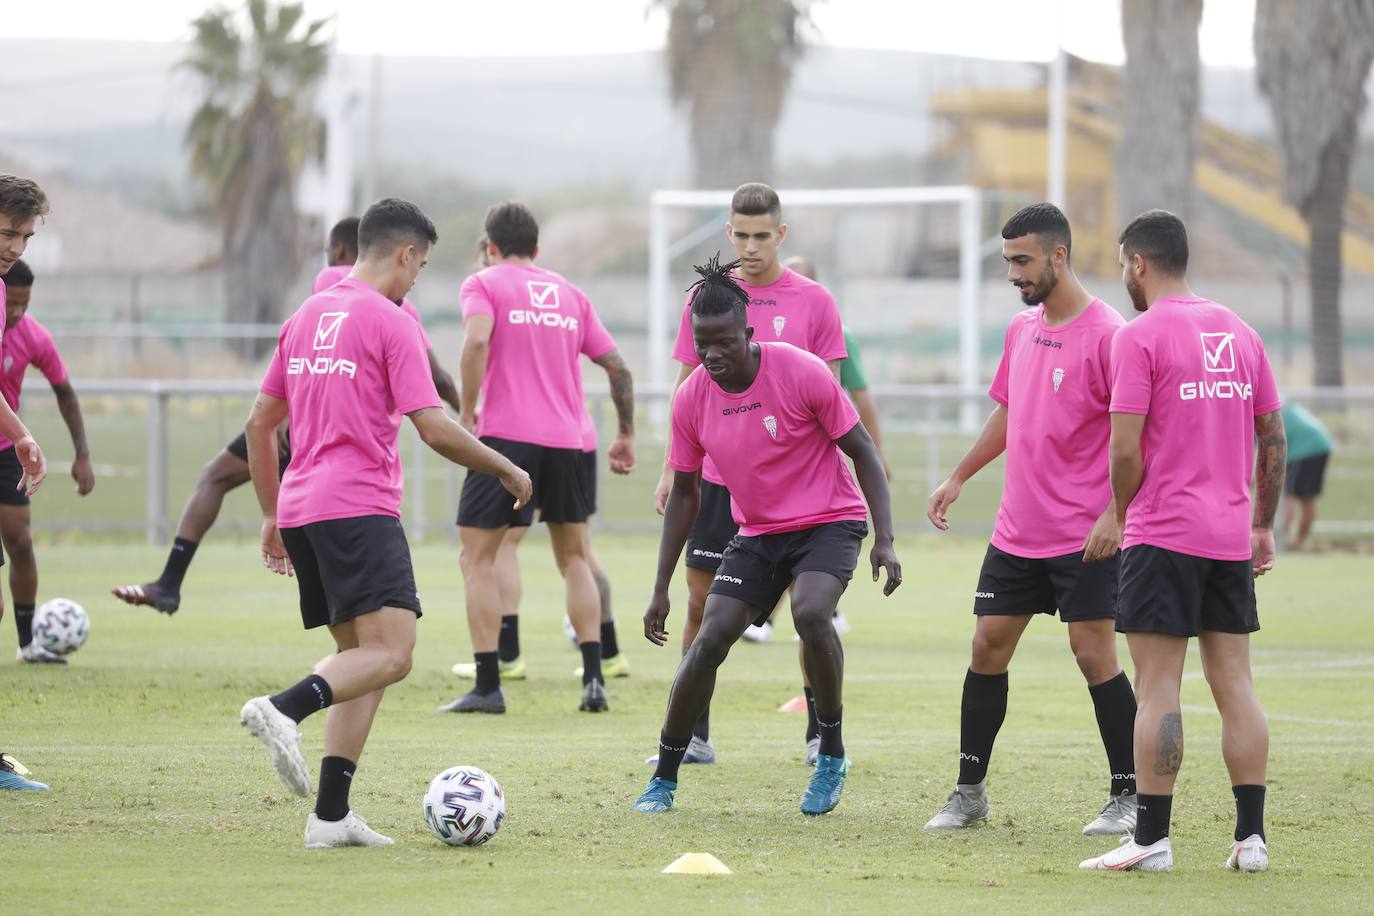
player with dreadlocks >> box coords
[631,255,901,817]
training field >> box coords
[2,535,1372,913]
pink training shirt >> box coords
[461,262,617,450]
[581,410,597,454]
[313,265,431,349]
[0,314,70,451]
[988,299,1125,558]
[1110,296,1281,561]
[669,342,867,537]
[672,267,846,484]
[261,277,442,527]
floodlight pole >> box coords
[959,192,982,433]
[1046,9,1068,208]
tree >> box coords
[1117,0,1202,224]
[182,0,329,357]
[657,0,810,188]
[1256,0,1374,388]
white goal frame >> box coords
[647,185,985,430]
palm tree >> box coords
[1118,0,1202,223]
[1255,0,1374,388]
[657,0,811,188]
[182,0,329,357]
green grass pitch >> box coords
[2,535,1372,912]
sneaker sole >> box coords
[240,700,311,796]
[923,815,989,830]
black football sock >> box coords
[804,686,819,742]
[958,669,1008,785]
[816,706,844,759]
[314,756,355,822]
[578,641,602,686]
[269,673,333,724]
[600,621,620,661]
[13,603,35,648]
[1134,793,1173,846]
[157,537,198,592]
[653,732,691,783]
[1089,671,1138,796]
[473,652,501,694]
[497,615,520,663]
[692,705,710,743]
[1233,784,1266,842]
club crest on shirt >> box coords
[1052,367,1065,392]
[763,415,778,439]
[772,315,786,337]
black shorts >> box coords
[0,445,31,508]
[225,431,292,476]
[1285,452,1330,499]
[280,515,421,630]
[1116,544,1258,637]
[684,480,740,572]
[973,543,1118,622]
[457,436,591,529]
[708,520,868,625]
[579,449,597,516]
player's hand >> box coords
[260,517,293,577]
[1251,527,1276,576]
[71,453,95,496]
[459,412,477,435]
[608,433,635,475]
[15,435,45,497]
[500,464,533,510]
[654,468,673,516]
[926,476,961,531]
[870,537,902,596]
[644,588,671,645]
[1081,509,1122,562]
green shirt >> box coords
[1282,403,1333,462]
[839,328,868,392]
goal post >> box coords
[647,186,986,431]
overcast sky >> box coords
[6,0,1258,65]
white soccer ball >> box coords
[423,765,506,847]
[33,598,89,655]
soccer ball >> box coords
[32,599,89,655]
[423,765,505,847]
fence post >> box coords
[146,388,168,546]
[926,394,941,501]
[409,423,425,544]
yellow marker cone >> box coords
[662,853,732,875]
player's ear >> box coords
[776,222,788,244]
[725,221,734,241]
[745,324,754,342]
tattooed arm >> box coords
[593,348,635,475]
[1251,409,1287,576]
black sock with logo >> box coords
[816,706,844,759]
[13,603,35,648]
[1233,784,1266,842]
[600,621,620,661]
[958,669,1008,785]
[1089,671,1138,796]
[269,674,333,724]
[1134,793,1173,846]
[314,756,355,822]
[157,537,198,592]
[578,642,602,686]
[474,652,501,694]
[497,616,520,663]
[653,732,691,783]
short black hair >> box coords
[687,253,749,325]
[484,201,539,258]
[1002,202,1072,261]
[730,183,782,223]
[3,258,33,287]
[329,216,360,259]
[1119,209,1189,276]
[357,198,437,257]
[0,175,49,224]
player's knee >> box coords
[459,546,495,578]
[791,605,834,644]
[383,643,414,683]
[686,627,732,669]
[3,530,34,564]
[1071,641,1115,682]
[970,629,1012,668]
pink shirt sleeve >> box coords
[384,315,443,415]
[579,296,617,360]
[399,299,432,350]
[666,378,705,473]
[460,274,495,320]
[31,324,68,386]
[988,323,1013,406]
[1250,330,1281,415]
[1109,325,1153,415]
[671,298,700,367]
[806,354,862,440]
[809,288,848,363]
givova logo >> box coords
[714,574,743,585]
[1179,380,1252,401]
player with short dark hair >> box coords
[0,174,53,791]
[441,202,635,715]
[649,183,847,767]
[1,259,95,665]
[631,255,900,816]
[1080,209,1284,873]
[112,216,460,614]
[239,197,531,848]
[924,203,1139,836]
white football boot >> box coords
[1080,835,1173,872]
[1224,834,1268,872]
[924,780,989,829]
[1083,794,1139,835]
[239,696,311,796]
[304,811,394,848]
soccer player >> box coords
[631,256,900,816]
[649,184,846,766]
[1081,210,1284,873]
[111,216,459,614]
[923,203,1139,836]
[1280,401,1332,550]
[1,259,94,665]
[239,198,531,848]
[0,174,53,791]
[441,202,634,715]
